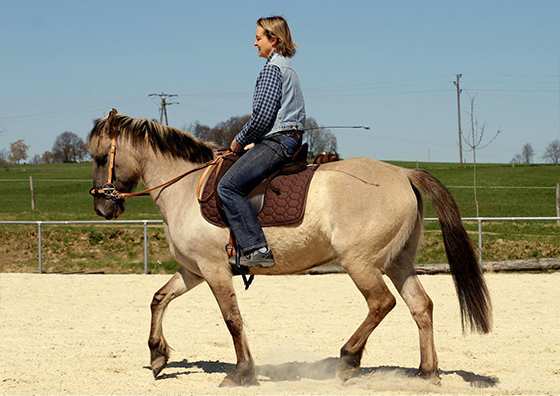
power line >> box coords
[148,92,179,125]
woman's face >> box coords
[254,26,276,58]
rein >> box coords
[89,108,226,201]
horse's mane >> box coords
[88,114,215,163]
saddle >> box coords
[197,143,319,229]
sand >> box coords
[1,272,559,395]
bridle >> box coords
[89,108,225,201]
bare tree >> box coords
[510,153,523,165]
[9,139,29,164]
[31,154,42,164]
[187,115,337,158]
[41,150,55,164]
[304,117,337,158]
[463,96,501,217]
[521,143,534,164]
[0,148,9,165]
[543,140,560,164]
[189,116,251,148]
[52,131,87,163]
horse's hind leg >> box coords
[338,263,396,381]
[149,268,203,378]
[386,240,439,381]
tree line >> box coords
[0,131,89,165]
[511,141,560,165]
[0,114,339,166]
[188,114,337,159]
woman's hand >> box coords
[229,139,243,153]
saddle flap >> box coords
[248,183,266,213]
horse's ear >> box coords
[105,108,119,137]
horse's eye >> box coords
[95,155,108,166]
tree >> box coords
[521,143,534,164]
[52,131,87,163]
[462,96,501,217]
[41,150,55,164]
[9,139,29,164]
[188,116,251,148]
[31,154,42,164]
[543,140,560,164]
[0,149,9,166]
[188,115,337,158]
[303,117,337,158]
[510,153,523,165]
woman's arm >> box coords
[234,64,282,148]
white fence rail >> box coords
[1,217,559,274]
[0,220,163,274]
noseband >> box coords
[89,109,123,201]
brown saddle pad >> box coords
[198,152,319,228]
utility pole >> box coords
[453,74,464,165]
[148,92,179,125]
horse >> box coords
[87,112,492,387]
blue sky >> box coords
[1,0,559,163]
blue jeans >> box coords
[217,132,301,255]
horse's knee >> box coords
[370,293,396,317]
[150,292,166,309]
[384,294,397,313]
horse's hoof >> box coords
[336,366,360,383]
[219,373,259,387]
[219,376,238,387]
[417,369,441,385]
[151,355,168,379]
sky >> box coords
[1,0,559,163]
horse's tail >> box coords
[407,169,492,334]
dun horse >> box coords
[88,113,491,386]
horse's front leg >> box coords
[149,269,203,378]
[206,271,257,387]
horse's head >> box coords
[88,114,142,220]
[88,110,216,219]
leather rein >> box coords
[89,108,226,202]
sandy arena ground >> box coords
[1,272,559,395]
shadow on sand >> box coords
[145,357,498,388]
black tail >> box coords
[408,169,492,334]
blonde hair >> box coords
[257,16,297,58]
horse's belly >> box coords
[260,159,417,272]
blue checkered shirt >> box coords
[234,62,282,147]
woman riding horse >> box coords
[217,16,305,268]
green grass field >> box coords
[0,161,558,220]
[0,161,558,273]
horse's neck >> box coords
[141,153,200,222]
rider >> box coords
[217,16,306,268]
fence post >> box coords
[477,218,483,269]
[143,221,149,274]
[29,176,36,211]
[37,221,43,273]
[556,184,559,225]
